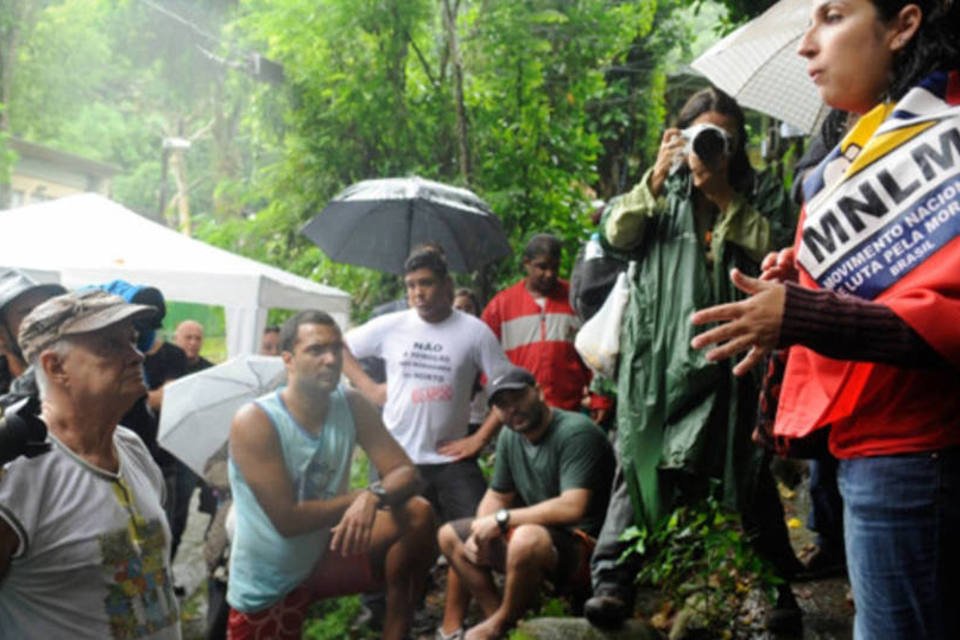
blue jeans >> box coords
[839,448,960,640]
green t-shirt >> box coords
[490,409,614,537]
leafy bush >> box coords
[303,595,378,640]
[620,495,779,636]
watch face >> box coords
[368,482,387,501]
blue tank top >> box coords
[227,385,356,612]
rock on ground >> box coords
[516,617,660,640]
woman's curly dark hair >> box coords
[874,0,960,99]
[674,86,755,195]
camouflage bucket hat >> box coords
[18,289,158,363]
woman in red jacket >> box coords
[691,2,960,638]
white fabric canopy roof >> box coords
[0,193,351,356]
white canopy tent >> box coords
[0,193,351,356]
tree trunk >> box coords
[442,0,471,184]
[168,148,191,235]
[211,77,242,218]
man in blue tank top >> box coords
[227,310,436,640]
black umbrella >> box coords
[301,176,512,274]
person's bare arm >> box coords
[475,488,512,519]
[328,390,424,556]
[436,410,501,460]
[341,347,387,406]
[229,403,362,538]
[463,489,514,566]
[470,488,590,548]
[146,385,165,411]
[349,390,422,503]
[0,517,18,584]
[500,488,591,529]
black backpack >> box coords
[569,231,629,322]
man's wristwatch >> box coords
[495,508,511,534]
[366,481,388,508]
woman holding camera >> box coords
[586,87,799,630]
[692,2,960,637]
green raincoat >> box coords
[602,167,794,528]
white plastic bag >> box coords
[574,262,634,378]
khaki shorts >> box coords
[448,517,595,594]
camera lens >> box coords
[692,128,727,165]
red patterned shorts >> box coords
[227,551,383,640]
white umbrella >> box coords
[158,355,286,476]
[691,0,827,134]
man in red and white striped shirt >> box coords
[481,234,590,411]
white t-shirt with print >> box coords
[0,427,181,639]
[346,309,511,464]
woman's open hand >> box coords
[690,268,786,376]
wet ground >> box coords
[174,463,855,639]
[777,470,853,640]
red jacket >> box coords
[481,279,589,410]
[775,75,960,459]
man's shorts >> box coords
[448,517,595,594]
[227,550,384,640]
[417,459,488,523]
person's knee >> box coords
[506,525,554,570]
[438,522,461,556]
[402,498,438,563]
[398,496,436,537]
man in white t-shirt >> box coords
[344,247,511,524]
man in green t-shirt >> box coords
[436,368,614,640]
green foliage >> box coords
[476,445,497,482]
[620,495,779,636]
[535,595,574,618]
[505,596,575,639]
[0,116,12,184]
[590,0,687,198]
[699,0,777,25]
[501,595,575,639]
[6,0,742,316]
[224,0,694,301]
[350,449,371,491]
[462,0,653,274]
[303,595,377,640]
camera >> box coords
[671,123,733,174]
[682,123,732,165]
[0,395,50,466]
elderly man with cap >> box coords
[0,268,66,396]
[0,289,181,639]
[436,368,614,640]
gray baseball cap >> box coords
[487,367,537,406]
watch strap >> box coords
[496,508,510,533]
